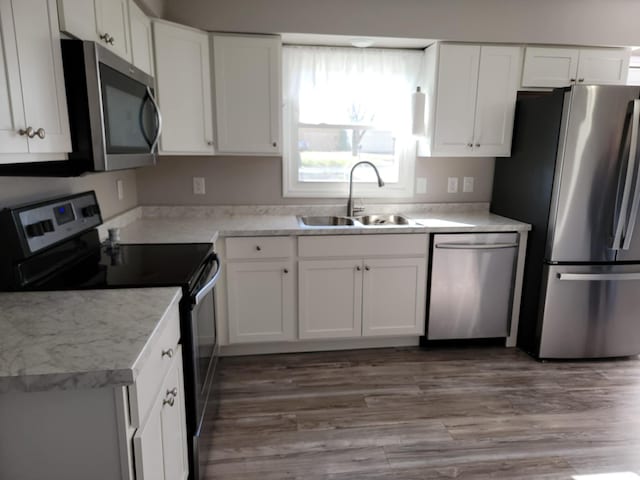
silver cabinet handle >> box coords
[161,348,174,358]
[283,268,289,274]
[356,265,361,271]
[255,245,261,251]
[557,272,640,281]
[167,387,178,397]
[35,128,45,139]
[163,396,175,407]
[365,266,370,271]
[435,243,518,250]
[99,33,111,43]
[19,127,34,138]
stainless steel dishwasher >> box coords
[427,233,518,340]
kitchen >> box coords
[0,2,638,478]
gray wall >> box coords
[135,0,165,17]
[136,156,494,205]
[0,170,138,219]
[165,0,640,47]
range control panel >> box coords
[13,192,103,256]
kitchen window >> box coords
[282,45,422,197]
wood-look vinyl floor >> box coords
[201,347,640,479]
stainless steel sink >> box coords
[298,215,357,227]
[355,214,411,226]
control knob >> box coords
[25,220,54,237]
[81,205,100,217]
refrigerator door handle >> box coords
[623,107,640,250]
[613,99,640,250]
[557,272,640,281]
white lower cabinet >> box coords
[362,258,426,336]
[227,260,295,343]
[298,235,429,340]
[298,259,363,339]
[134,345,189,480]
[225,237,296,344]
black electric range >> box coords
[0,191,220,480]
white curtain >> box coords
[283,45,423,194]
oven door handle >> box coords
[193,254,221,305]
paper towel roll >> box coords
[411,86,426,136]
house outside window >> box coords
[282,45,423,197]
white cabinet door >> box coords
[129,0,154,75]
[299,259,363,339]
[473,46,521,157]
[160,348,189,480]
[11,0,71,153]
[0,0,27,154]
[57,0,99,41]
[577,48,630,85]
[433,44,480,156]
[153,21,214,155]
[521,47,579,88]
[212,34,281,155]
[362,258,426,337]
[95,0,131,60]
[227,261,295,343]
[133,390,165,480]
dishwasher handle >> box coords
[434,243,519,250]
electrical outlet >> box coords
[463,176,474,193]
[116,179,124,200]
[416,177,427,194]
[447,177,459,193]
[193,177,206,195]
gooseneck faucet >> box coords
[346,161,385,217]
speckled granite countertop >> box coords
[0,287,181,393]
[110,204,530,243]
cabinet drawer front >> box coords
[129,300,181,428]
[298,234,428,258]
[226,236,293,259]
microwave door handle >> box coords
[139,95,153,147]
[613,99,640,250]
[146,86,163,153]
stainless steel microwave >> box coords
[0,41,161,176]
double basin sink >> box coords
[298,214,413,228]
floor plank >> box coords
[202,347,640,479]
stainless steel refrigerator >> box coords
[492,85,640,359]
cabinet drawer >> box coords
[299,234,428,258]
[226,236,293,259]
[129,300,181,428]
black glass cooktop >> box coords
[33,243,213,292]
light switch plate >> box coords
[116,179,124,200]
[416,177,427,194]
[193,177,206,195]
[463,176,474,193]
[447,177,459,193]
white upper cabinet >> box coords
[522,46,630,88]
[153,20,214,155]
[0,0,71,156]
[57,0,132,61]
[420,42,521,157]
[128,0,154,75]
[211,34,282,155]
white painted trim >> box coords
[219,336,420,356]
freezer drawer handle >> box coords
[557,272,640,281]
[435,243,518,250]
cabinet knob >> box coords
[570,78,576,83]
[161,348,174,358]
[18,127,34,138]
[467,143,473,148]
[35,128,46,139]
[578,78,585,83]
[272,142,277,147]
[109,37,115,45]
[255,245,262,251]
[99,33,111,43]
[283,268,289,274]
[475,143,480,147]
[365,266,370,271]
[163,397,175,407]
[207,140,213,146]
[356,265,361,271]
[167,387,178,397]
